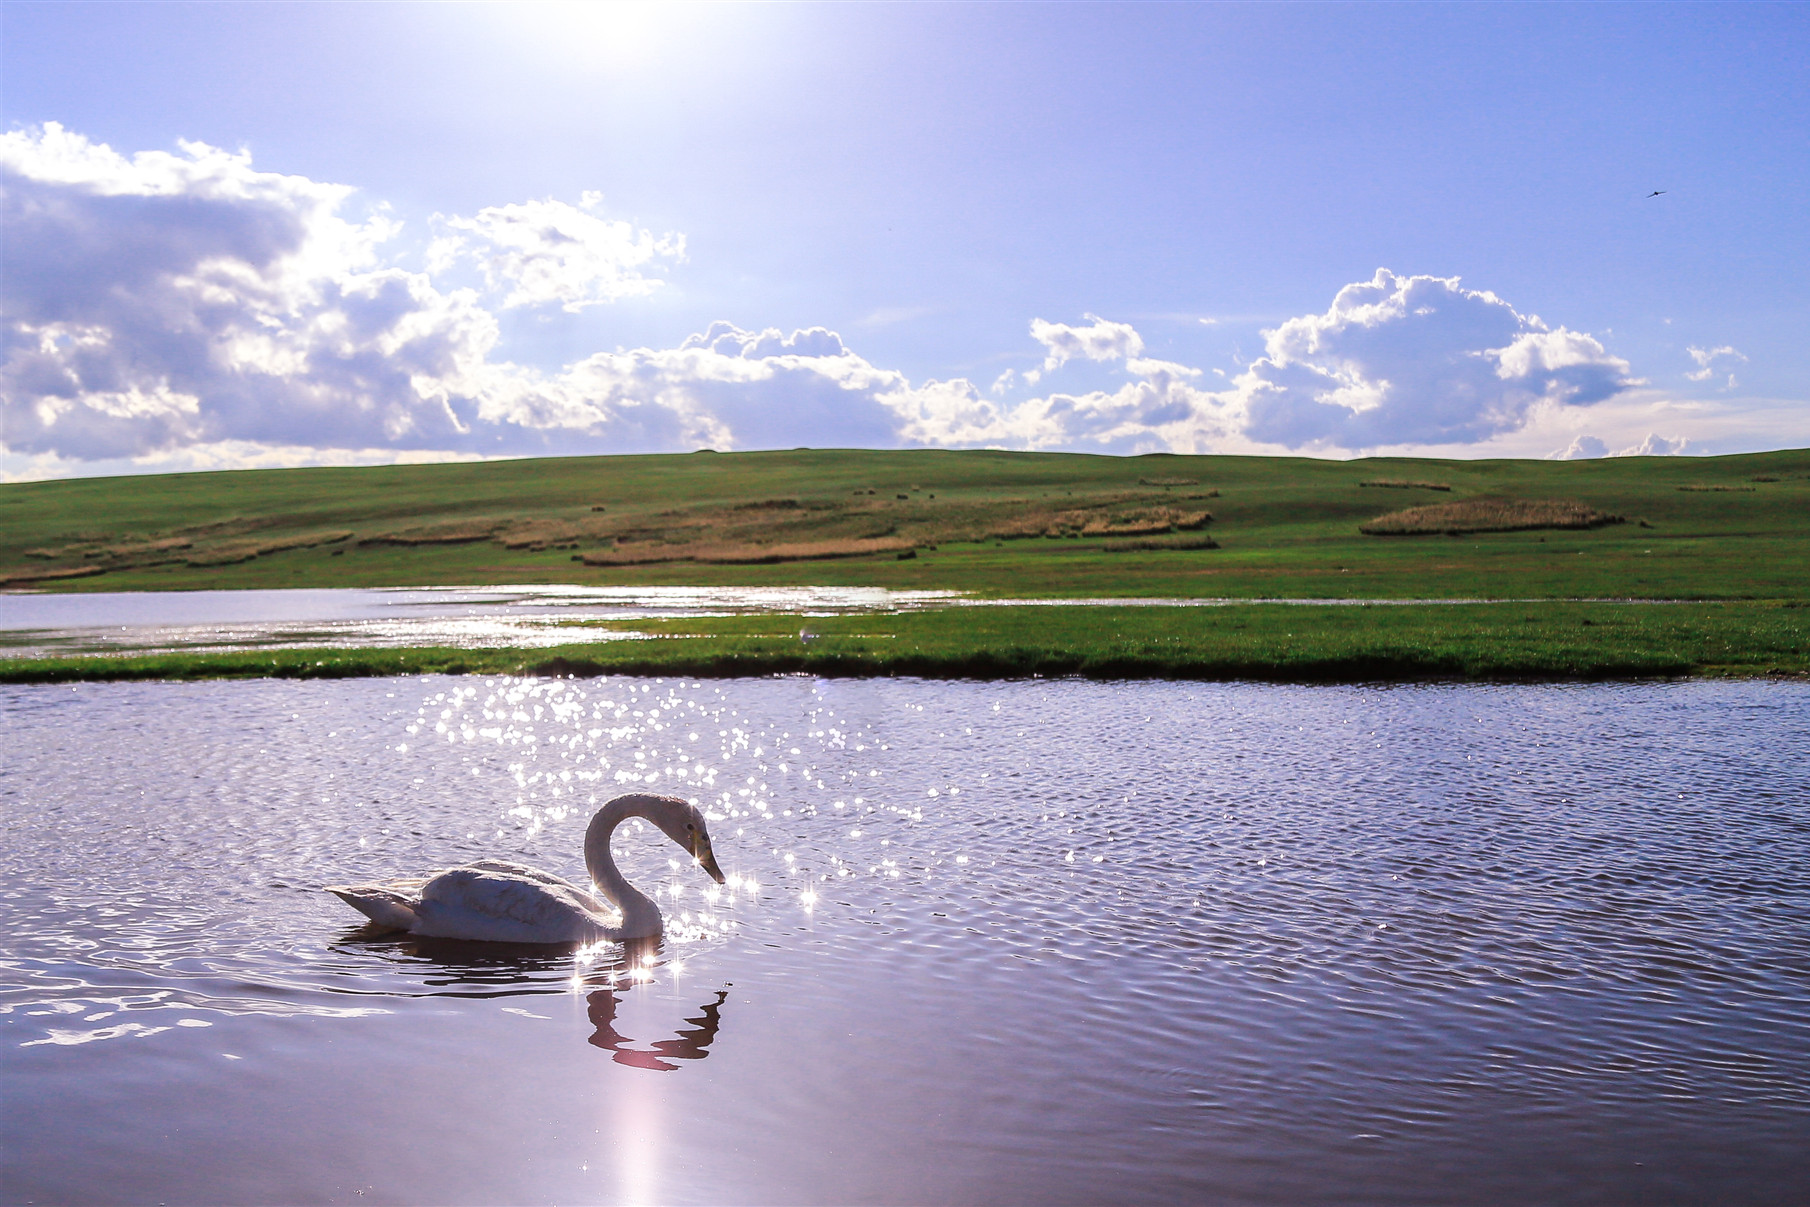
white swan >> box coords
[326,792,726,943]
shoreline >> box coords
[5,602,1805,685]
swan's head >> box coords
[653,799,727,885]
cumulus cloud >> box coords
[1548,431,1687,460]
[0,124,989,465]
[3,125,1742,475]
[0,122,465,460]
[939,274,1643,457]
[0,124,709,463]
[428,192,682,312]
[1617,432,1688,457]
[1234,269,1638,449]
[1029,314,1143,371]
[1549,435,1609,460]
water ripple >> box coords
[4,676,1809,1202]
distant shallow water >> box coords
[0,585,1668,660]
[3,676,1807,1204]
[0,585,965,658]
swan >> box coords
[326,792,726,943]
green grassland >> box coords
[4,446,1809,600]
[4,448,1808,683]
[5,602,1805,685]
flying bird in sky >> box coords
[1648,190,1667,197]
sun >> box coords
[476,1,732,75]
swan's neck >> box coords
[584,795,667,938]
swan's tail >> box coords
[326,885,419,931]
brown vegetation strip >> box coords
[1360,497,1624,536]
[580,536,914,566]
[0,565,109,588]
[1360,479,1451,491]
[196,530,354,564]
[987,505,1211,541]
[1101,535,1220,553]
[358,526,497,547]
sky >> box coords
[2,1,1807,481]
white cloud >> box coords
[1616,432,1688,457]
[1,122,459,461]
[1549,435,1609,460]
[428,194,682,312]
[1684,344,1745,390]
[1546,431,1687,460]
[2,126,1796,476]
[1233,269,1638,449]
[0,441,498,484]
[1029,314,1144,371]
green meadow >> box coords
[4,447,1808,682]
[5,446,1810,598]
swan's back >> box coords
[328,864,617,943]
[413,866,614,943]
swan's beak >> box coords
[695,840,726,885]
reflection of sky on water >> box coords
[6,674,1809,1203]
[330,928,729,1070]
[0,583,1649,659]
[0,584,965,657]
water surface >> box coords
[0,584,1609,659]
[3,677,1807,1204]
[0,586,960,658]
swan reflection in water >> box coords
[332,929,731,1071]
[587,985,728,1071]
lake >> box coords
[4,675,1807,1204]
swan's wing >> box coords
[415,867,616,943]
[326,884,421,931]
[463,859,590,893]
[461,860,609,913]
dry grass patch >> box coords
[1360,479,1451,491]
[1079,507,1211,536]
[986,501,1212,540]
[104,536,195,557]
[11,524,354,575]
[1360,497,1624,536]
[580,536,913,567]
[358,523,499,547]
[187,530,355,565]
[0,565,109,588]
[1678,484,1756,493]
[1101,534,1220,553]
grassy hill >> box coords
[3,446,1809,600]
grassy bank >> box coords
[6,602,1806,685]
[4,447,1809,600]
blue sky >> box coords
[3,1,1806,479]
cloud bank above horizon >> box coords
[2,123,1796,480]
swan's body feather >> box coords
[415,866,615,943]
[326,793,726,945]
